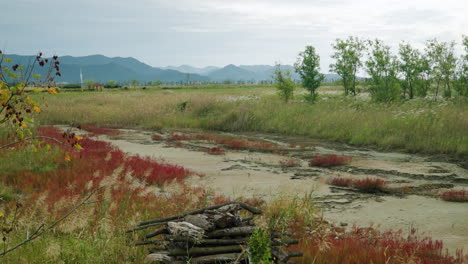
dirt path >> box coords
[65,126,468,253]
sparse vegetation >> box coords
[329,177,387,193]
[441,190,468,202]
[309,154,352,167]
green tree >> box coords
[398,42,424,99]
[130,79,139,88]
[425,39,457,98]
[455,35,468,97]
[330,36,365,96]
[294,45,324,102]
[83,79,94,91]
[273,64,295,103]
[365,39,401,102]
[106,80,119,88]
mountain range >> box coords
[3,54,341,84]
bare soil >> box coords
[63,126,468,253]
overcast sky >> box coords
[1,0,466,72]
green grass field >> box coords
[33,85,468,155]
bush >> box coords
[329,177,387,193]
[248,229,272,264]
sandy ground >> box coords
[62,126,468,253]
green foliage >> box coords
[105,80,120,88]
[454,35,468,97]
[398,42,426,99]
[295,46,324,102]
[248,229,272,264]
[425,39,457,98]
[366,39,401,102]
[273,65,295,103]
[60,83,82,89]
[330,36,365,96]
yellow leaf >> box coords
[64,154,71,162]
[33,106,41,113]
[73,144,83,150]
[47,87,58,95]
[21,122,27,128]
[0,212,4,218]
[74,135,83,140]
[33,88,41,93]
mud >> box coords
[60,126,468,253]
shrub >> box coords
[204,147,226,155]
[441,190,468,202]
[309,154,351,167]
[329,177,353,187]
[352,178,387,193]
[248,229,273,264]
[329,177,387,193]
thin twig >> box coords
[0,136,67,150]
[0,187,102,257]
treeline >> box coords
[279,35,468,102]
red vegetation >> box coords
[309,154,352,167]
[292,227,467,264]
[203,147,226,155]
[329,177,387,193]
[168,133,190,141]
[441,190,468,202]
[80,124,121,135]
[5,127,194,208]
[151,134,163,141]
[329,177,353,187]
[279,159,301,167]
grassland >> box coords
[34,85,468,156]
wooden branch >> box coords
[145,228,168,239]
[0,188,101,257]
[137,201,261,227]
[0,136,67,150]
[167,245,243,256]
[190,253,247,264]
[126,222,166,233]
[207,226,257,238]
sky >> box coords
[1,0,467,72]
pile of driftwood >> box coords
[128,201,302,264]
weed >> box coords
[309,154,352,167]
[151,134,163,141]
[204,147,226,155]
[441,190,468,202]
[80,124,121,135]
[329,177,387,193]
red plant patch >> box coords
[292,227,467,264]
[329,177,387,193]
[329,177,353,187]
[441,190,468,202]
[151,134,163,141]
[168,133,190,141]
[204,147,226,155]
[279,159,301,167]
[80,124,121,135]
[309,154,352,167]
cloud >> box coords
[1,0,466,70]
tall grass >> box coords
[34,89,468,155]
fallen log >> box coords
[207,226,257,238]
[138,201,261,227]
[190,253,247,264]
[145,228,168,239]
[170,245,243,256]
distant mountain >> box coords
[2,54,209,83]
[163,65,220,75]
[3,53,343,84]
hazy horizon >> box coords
[1,0,467,72]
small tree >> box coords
[294,45,324,102]
[365,39,401,102]
[130,79,139,88]
[330,36,365,96]
[398,42,424,99]
[425,39,457,98]
[454,35,468,97]
[273,64,295,103]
